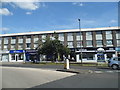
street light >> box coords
[78,19,82,65]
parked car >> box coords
[108,57,120,70]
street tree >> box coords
[37,35,70,62]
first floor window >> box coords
[106,40,113,46]
[96,40,103,47]
[34,44,38,48]
[77,41,83,47]
[26,43,31,48]
[11,45,15,50]
[86,40,93,47]
[18,44,23,49]
[117,40,120,46]
[4,45,8,50]
[67,42,73,48]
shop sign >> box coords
[115,47,120,52]
[25,50,37,55]
[26,50,37,53]
[10,50,25,53]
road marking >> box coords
[94,71,103,73]
[106,71,114,73]
[115,70,120,73]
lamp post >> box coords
[78,19,82,65]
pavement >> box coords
[1,66,75,88]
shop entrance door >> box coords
[11,54,18,62]
[15,54,18,61]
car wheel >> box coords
[112,65,118,70]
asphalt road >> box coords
[1,64,119,88]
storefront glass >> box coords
[10,50,25,62]
[2,54,9,62]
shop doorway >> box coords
[11,53,24,62]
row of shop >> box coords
[0,50,38,62]
[0,47,120,63]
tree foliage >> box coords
[37,35,70,61]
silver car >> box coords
[108,57,120,70]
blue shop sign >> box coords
[10,50,25,53]
[115,47,120,51]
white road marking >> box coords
[106,71,114,73]
[94,71,103,73]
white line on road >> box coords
[94,71,103,73]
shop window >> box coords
[18,54,24,60]
[82,53,93,60]
[107,53,113,59]
[11,54,15,60]
[2,54,8,61]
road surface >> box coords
[1,63,119,88]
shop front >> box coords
[0,50,9,62]
[9,50,25,62]
[115,47,120,57]
[25,49,39,62]
[75,47,115,63]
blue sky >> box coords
[0,2,118,34]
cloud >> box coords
[72,2,83,7]
[0,27,10,31]
[13,2,39,10]
[26,12,32,15]
[2,0,40,10]
[110,20,117,23]
[0,8,13,16]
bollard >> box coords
[64,58,70,69]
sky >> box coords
[0,1,118,34]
